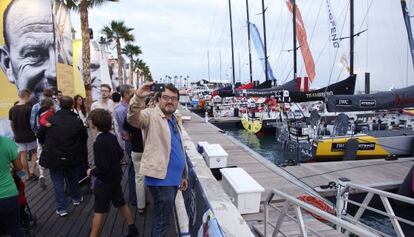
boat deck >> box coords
[364,128,414,137]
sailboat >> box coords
[239,0,357,133]
[306,0,414,161]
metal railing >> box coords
[336,180,414,237]
[264,188,379,237]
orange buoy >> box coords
[297,195,336,221]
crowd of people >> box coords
[0,82,188,237]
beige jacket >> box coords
[127,95,188,180]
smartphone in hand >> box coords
[150,83,165,92]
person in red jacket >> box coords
[38,98,56,128]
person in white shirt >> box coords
[91,84,114,113]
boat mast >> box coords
[245,0,253,83]
[292,0,297,82]
[219,50,222,82]
[261,0,269,81]
[228,0,236,84]
[350,0,354,76]
[207,50,211,81]
[400,0,414,70]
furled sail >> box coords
[249,23,277,81]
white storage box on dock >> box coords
[197,141,209,154]
[202,144,228,168]
[182,116,191,121]
[220,167,264,214]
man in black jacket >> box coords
[38,96,88,217]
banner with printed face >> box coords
[0,0,74,137]
[74,40,112,101]
[54,0,75,97]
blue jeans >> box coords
[0,195,22,237]
[49,167,81,211]
[126,142,137,204]
[148,186,178,237]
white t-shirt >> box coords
[91,99,114,113]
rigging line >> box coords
[410,0,414,13]
[279,0,297,84]
[365,0,369,76]
[268,3,284,60]
[205,0,220,51]
[275,6,291,79]
[199,5,228,81]
[356,0,374,34]
[308,0,324,47]
[298,159,414,180]
[283,67,294,84]
[299,0,324,76]
[406,38,410,87]
[335,65,345,85]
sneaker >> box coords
[73,196,83,206]
[56,210,68,217]
[125,225,139,237]
[39,176,47,189]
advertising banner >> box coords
[182,160,225,237]
[74,40,112,101]
[0,0,75,137]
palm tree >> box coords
[135,60,152,82]
[102,20,134,85]
[65,0,118,111]
[133,59,145,85]
[143,65,152,82]
[122,44,142,85]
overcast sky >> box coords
[72,0,414,91]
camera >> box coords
[150,83,165,92]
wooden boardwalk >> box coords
[178,108,414,236]
[23,131,177,237]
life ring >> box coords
[297,195,335,222]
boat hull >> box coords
[312,133,414,160]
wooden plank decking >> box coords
[24,164,155,237]
[22,131,177,237]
